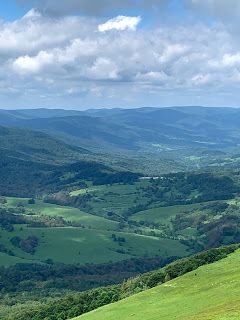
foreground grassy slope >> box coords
[77,249,240,320]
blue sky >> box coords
[0,1,30,21]
[0,0,200,25]
[0,0,240,109]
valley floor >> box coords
[76,249,240,320]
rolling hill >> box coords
[0,125,141,197]
[0,125,88,164]
[1,107,240,152]
[75,248,240,320]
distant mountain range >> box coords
[1,106,240,152]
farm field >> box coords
[69,181,150,217]
[132,203,202,225]
[1,188,240,267]
[0,193,190,268]
[0,225,188,266]
[5,197,119,230]
[76,249,240,320]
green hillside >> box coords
[0,224,187,267]
[0,125,88,164]
[76,249,240,320]
[0,196,188,267]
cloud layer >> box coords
[2,7,240,108]
[19,0,168,16]
[19,0,240,19]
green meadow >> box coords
[132,203,202,225]
[69,182,150,216]
[5,197,118,230]
[0,224,188,266]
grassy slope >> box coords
[6,197,118,230]
[76,249,240,320]
[0,225,187,266]
[70,182,149,217]
[132,203,202,225]
[0,197,188,266]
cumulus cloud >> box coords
[98,16,141,32]
[13,51,53,74]
[2,8,240,107]
[86,57,119,80]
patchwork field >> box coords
[0,195,191,266]
[69,182,150,216]
[6,197,118,230]
[1,187,240,267]
[0,225,189,266]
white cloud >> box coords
[135,71,169,84]
[222,53,240,67]
[86,57,119,80]
[159,44,189,64]
[13,51,54,74]
[2,8,240,107]
[98,16,141,32]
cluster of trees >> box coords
[143,172,239,207]
[199,215,240,249]
[170,201,240,250]
[7,245,238,320]
[10,236,39,255]
[0,206,71,232]
[0,256,174,294]
[0,208,26,232]
[66,161,140,185]
[0,244,14,256]
[111,234,126,243]
[44,192,93,212]
[202,202,229,214]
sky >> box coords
[1,0,240,109]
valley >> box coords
[0,107,240,319]
[1,2,240,318]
